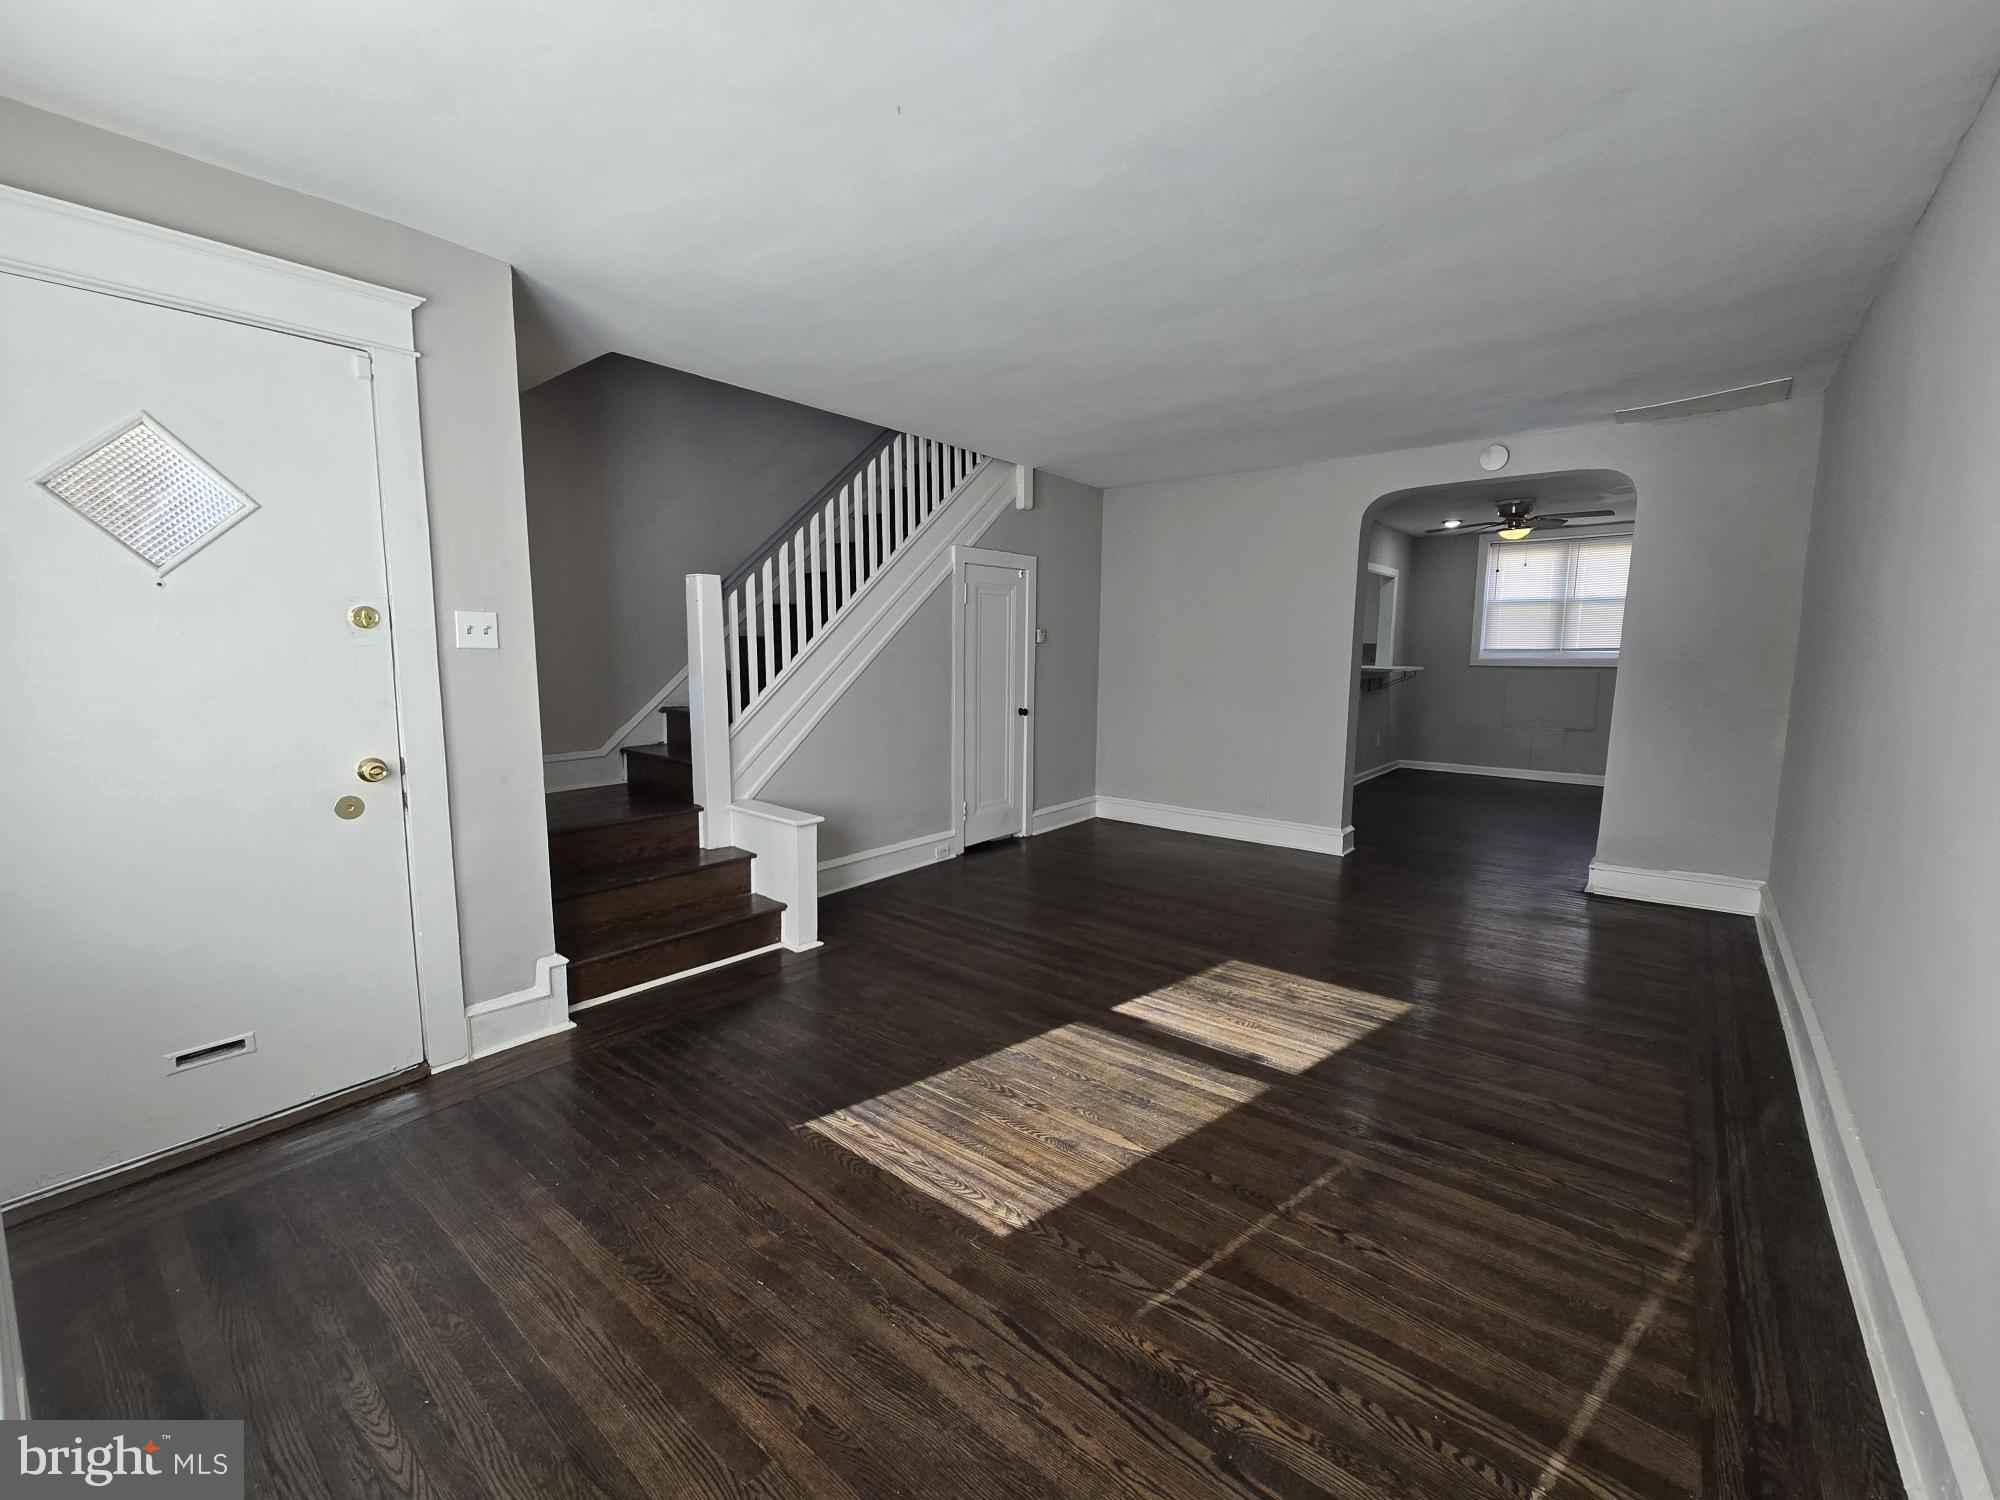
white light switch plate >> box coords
[454,610,499,649]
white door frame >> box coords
[949,545,1038,850]
[1365,561,1400,665]
[0,184,470,1069]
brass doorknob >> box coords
[356,757,392,783]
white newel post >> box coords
[685,574,734,846]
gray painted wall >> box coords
[762,472,1103,860]
[1097,397,1820,877]
[0,97,552,1009]
[1769,81,2000,1480]
[1395,534,1616,776]
[523,356,881,754]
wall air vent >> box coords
[168,1031,257,1075]
[1614,378,1792,424]
[37,413,259,575]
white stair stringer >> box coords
[731,457,1016,797]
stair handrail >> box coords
[719,430,985,723]
[721,427,897,594]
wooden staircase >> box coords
[546,706,783,1005]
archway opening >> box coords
[1346,469,1637,859]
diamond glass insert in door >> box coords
[38,415,258,574]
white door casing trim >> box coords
[1756,895,1994,1500]
[0,184,470,1069]
[951,546,1038,849]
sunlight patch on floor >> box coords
[803,963,1413,1235]
[1112,960,1414,1073]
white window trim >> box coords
[1471,524,1632,668]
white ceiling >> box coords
[3,2,1996,487]
[1374,470,1636,537]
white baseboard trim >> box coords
[0,1219,26,1418]
[1585,860,1764,915]
[1363,758,1606,787]
[464,953,574,1060]
[1756,897,1992,1500]
[1096,796,1353,857]
[1031,795,1097,834]
[567,940,790,1015]
[543,665,689,792]
[820,829,956,895]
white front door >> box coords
[960,561,1030,848]
[0,270,426,1205]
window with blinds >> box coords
[1474,529,1631,664]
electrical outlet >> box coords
[1374,732,1383,749]
[934,843,953,860]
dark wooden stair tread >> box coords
[545,783,698,833]
[622,743,690,765]
[552,845,753,903]
[564,893,785,962]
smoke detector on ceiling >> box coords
[1478,444,1509,472]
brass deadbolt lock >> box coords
[334,795,366,820]
[356,757,392,784]
[349,604,383,629]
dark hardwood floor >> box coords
[6,771,1900,1498]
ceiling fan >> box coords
[1428,497,1616,540]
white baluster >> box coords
[836,483,851,608]
[856,465,869,588]
[792,527,808,653]
[758,556,775,696]
[895,438,909,550]
[899,434,913,554]
[725,586,741,716]
[824,496,838,619]
[782,540,799,673]
[887,441,901,564]
[869,445,885,578]
[808,510,824,637]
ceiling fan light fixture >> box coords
[1497,526,1534,541]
